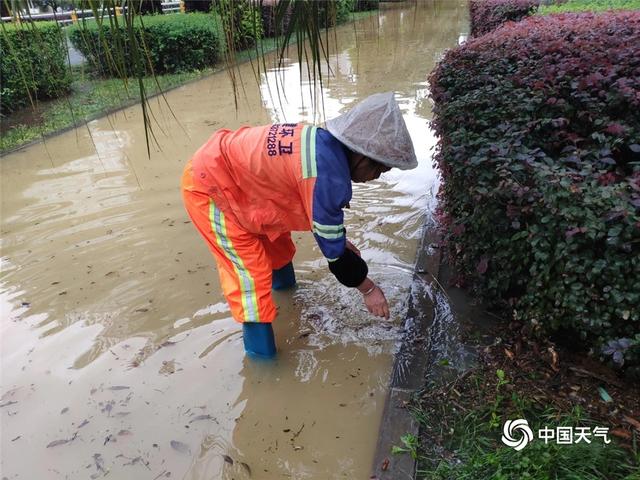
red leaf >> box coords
[452,224,465,236]
[605,123,626,136]
[476,257,489,275]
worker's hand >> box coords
[346,239,361,257]
[362,285,390,319]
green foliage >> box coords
[488,370,510,429]
[67,13,222,77]
[0,21,71,113]
[415,377,639,479]
[539,0,640,14]
[214,0,263,50]
[429,12,640,369]
[311,0,356,28]
[392,433,419,460]
[421,411,638,479]
[336,0,356,24]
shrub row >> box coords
[0,22,71,113]
[470,0,640,38]
[68,0,375,78]
[68,13,222,77]
[336,0,361,23]
[469,0,539,37]
[429,12,640,370]
[213,0,362,50]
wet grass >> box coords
[0,9,377,155]
[407,330,640,480]
[412,371,639,479]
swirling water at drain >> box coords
[294,271,409,355]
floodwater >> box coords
[0,2,468,479]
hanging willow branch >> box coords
[1,0,339,156]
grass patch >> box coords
[414,374,639,479]
[347,9,380,21]
[0,65,207,153]
[538,0,640,14]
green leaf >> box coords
[597,386,613,403]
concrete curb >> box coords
[371,223,442,479]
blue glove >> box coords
[272,262,296,290]
[242,322,276,359]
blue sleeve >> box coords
[312,128,352,261]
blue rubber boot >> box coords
[242,322,276,359]
[272,262,296,290]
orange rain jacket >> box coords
[182,123,360,324]
[193,123,318,240]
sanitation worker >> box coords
[181,92,417,358]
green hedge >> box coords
[0,22,71,113]
[214,0,263,50]
[323,0,356,26]
[429,12,640,371]
[68,13,222,77]
[336,0,356,23]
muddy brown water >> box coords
[1,2,468,478]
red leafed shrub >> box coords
[429,12,640,372]
[469,0,540,36]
